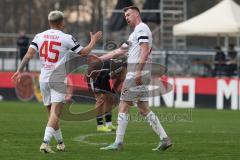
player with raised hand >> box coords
[12,10,102,153]
[100,6,172,151]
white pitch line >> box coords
[73,130,240,146]
[73,132,158,146]
[73,133,115,146]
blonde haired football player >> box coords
[12,10,102,153]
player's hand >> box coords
[11,71,22,84]
[90,31,102,44]
[136,71,142,86]
[120,41,131,50]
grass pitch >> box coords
[0,101,240,160]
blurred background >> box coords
[0,0,239,109]
[1,0,240,76]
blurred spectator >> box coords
[17,31,29,71]
[213,46,226,76]
[226,44,237,77]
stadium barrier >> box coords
[0,48,216,74]
[0,72,239,110]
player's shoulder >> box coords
[59,31,71,38]
[32,31,44,42]
[135,22,150,31]
[60,32,77,42]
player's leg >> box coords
[137,101,168,138]
[100,78,132,150]
[103,93,116,130]
[46,105,51,118]
[115,100,131,144]
[40,84,66,153]
[47,104,63,146]
[96,68,115,131]
[90,65,112,132]
[51,87,67,151]
[39,83,55,153]
[46,104,63,147]
[95,93,105,127]
[100,71,117,130]
[95,93,111,132]
[47,102,65,151]
[100,100,131,150]
[137,101,172,151]
[43,103,63,143]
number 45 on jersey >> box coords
[40,40,61,63]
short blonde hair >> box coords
[48,10,64,22]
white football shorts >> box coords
[40,82,66,106]
[120,72,151,102]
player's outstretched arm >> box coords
[11,48,35,83]
[79,31,102,56]
[100,42,130,61]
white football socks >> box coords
[43,126,55,144]
[53,129,63,144]
[145,111,168,140]
[115,113,128,144]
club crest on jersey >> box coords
[138,30,144,34]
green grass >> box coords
[0,101,240,160]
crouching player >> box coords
[87,52,127,132]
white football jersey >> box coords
[30,29,83,82]
[126,22,152,78]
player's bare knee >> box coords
[105,94,114,104]
[137,104,150,116]
[51,102,64,117]
[95,94,105,105]
[101,94,108,101]
[119,101,131,113]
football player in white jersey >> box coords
[100,6,172,151]
[12,10,102,153]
